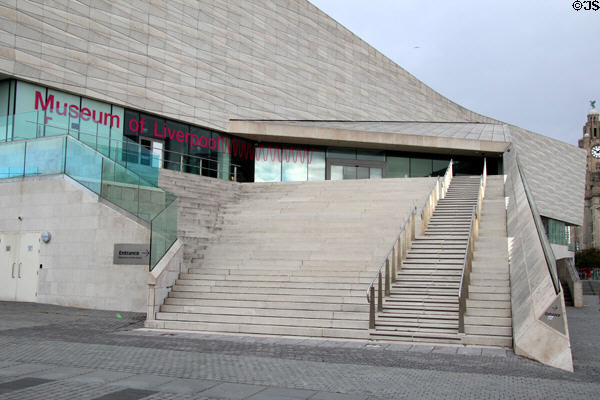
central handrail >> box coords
[458,158,486,332]
[367,160,453,329]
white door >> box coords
[15,232,40,302]
[0,232,39,302]
[0,233,19,301]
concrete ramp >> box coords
[505,150,573,371]
[147,177,437,339]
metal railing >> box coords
[0,134,178,271]
[6,114,243,182]
[458,158,486,332]
[515,153,561,294]
[367,160,453,329]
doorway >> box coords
[326,158,386,180]
[0,232,40,302]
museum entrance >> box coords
[326,158,386,180]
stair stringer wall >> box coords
[504,151,573,371]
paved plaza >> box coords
[0,297,598,400]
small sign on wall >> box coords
[113,244,150,265]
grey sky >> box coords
[310,0,600,146]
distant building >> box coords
[577,102,600,249]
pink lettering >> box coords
[80,107,91,121]
[176,130,184,142]
[69,104,79,119]
[35,91,54,112]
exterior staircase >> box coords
[147,177,437,339]
[370,176,482,344]
[463,175,512,347]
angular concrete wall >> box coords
[504,149,573,371]
[510,127,586,226]
[0,0,495,131]
[0,175,150,311]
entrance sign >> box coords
[113,244,150,265]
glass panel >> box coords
[282,147,308,182]
[44,89,80,137]
[330,165,343,180]
[432,159,449,176]
[188,126,212,175]
[308,149,325,181]
[150,197,178,270]
[79,98,113,155]
[343,166,356,180]
[14,81,45,140]
[357,166,369,179]
[370,168,383,179]
[101,159,140,217]
[64,137,102,193]
[357,149,385,161]
[255,146,281,182]
[0,80,9,142]
[386,156,409,178]
[109,105,124,160]
[327,147,356,159]
[25,137,65,176]
[410,157,433,177]
[0,141,25,178]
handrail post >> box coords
[410,208,416,241]
[385,258,391,296]
[179,154,184,172]
[369,286,375,329]
[377,272,383,311]
[391,246,397,283]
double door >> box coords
[326,158,385,180]
[0,232,40,302]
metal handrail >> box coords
[365,207,416,302]
[366,160,453,329]
[13,119,243,180]
[457,158,486,332]
[514,153,561,294]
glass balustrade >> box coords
[0,134,177,270]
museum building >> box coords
[0,0,587,371]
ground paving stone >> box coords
[0,300,598,399]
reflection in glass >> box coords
[14,81,45,140]
[327,147,355,159]
[432,159,450,176]
[25,137,65,176]
[343,166,356,179]
[410,158,433,177]
[386,156,409,178]
[331,165,343,180]
[357,149,385,161]
[370,168,383,179]
[0,141,25,178]
[0,80,9,142]
[282,147,308,182]
[308,149,325,181]
[255,146,281,182]
[357,166,369,179]
[45,89,80,137]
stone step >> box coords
[160,305,366,320]
[164,297,369,312]
[463,334,512,348]
[155,312,366,329]
[147,320,370,339]
[464,325,512,336]
[465,307,511,318]
[463,316,512,327]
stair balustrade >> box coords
[367,160,453,329]
[458,158,487,332]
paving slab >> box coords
[155,377,219,394]
[199,382,267,399]
[109,374,175,390]
[64,370,136,384]
[246,386,317,399]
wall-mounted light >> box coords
[41,232,51,243]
